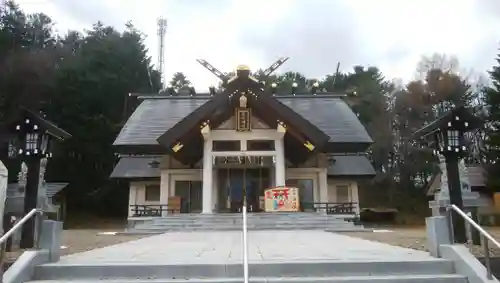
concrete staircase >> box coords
[28,258,467,283]
[126,212,366,234]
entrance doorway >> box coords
[217,168,270,212]
[175,180,203,213]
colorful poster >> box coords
[264,186,300,212]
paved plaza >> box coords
[59,231,434,264]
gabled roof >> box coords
[114,96,372,150]
[154,78,332,160]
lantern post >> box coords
[413,105,481,244]
[6,108,71,248]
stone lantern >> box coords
[414,105,482,243]
[6,108,71,248]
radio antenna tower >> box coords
[157,17,168,89]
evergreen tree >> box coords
[483,50,500,191]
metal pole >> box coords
[483,235,492,279]
[0,242,5,282]
[21,157,41,248]
[0,161,7,282]
[242,169,249,283]
[445,155,467,243]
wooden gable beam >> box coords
[277,120,316,152]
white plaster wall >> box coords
[327,179,360,214]
[128,169,203,218]
[128,180,161,218]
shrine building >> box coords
[111,63,375,218]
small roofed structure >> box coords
[5,182,68,215]
[426,165,486,196]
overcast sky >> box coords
[16,0,500,89]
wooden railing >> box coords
[302,202,357,214]
[130,205,170,217]
[130,202,358,216]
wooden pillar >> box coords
[274,138,285,187]
[202,138,213,214]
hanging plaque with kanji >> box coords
[236,108,251,131]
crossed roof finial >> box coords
[196,57,290,85]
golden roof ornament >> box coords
[239,93,248,108]
[236,64,250,71]
[236,64,250,78]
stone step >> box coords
[27,274,467,283]
[126,226,367,234]
[122,227,370,235]
[148,216,354,222]
[149,222,356,227]
[145,217,355,222]
[151,217,350,222]
[129,227,357,231]
[147,220,354,226]
[143,214,354,219]
[130,217,364,233]
[34,259,455,280]
[133,222,358,229]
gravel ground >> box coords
[6,229,148,260]
[59,230,149,256]
[340,227,500,257]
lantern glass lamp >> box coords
[10,118,52,158]
[208,86,216,96]
[188,85,196,96]
[311,82,319,95]
[291,82,298,95]
[432,116,467,155]
[271,82,277,96]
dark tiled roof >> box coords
[110,156,161,178]
[114,98,207,146]
[279,97,372,143]
[114,96,372,147]
[327,155,376,177]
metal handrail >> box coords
[0,208,42,246]
[0,208,43,280]
[242,199,249,283]
[449,204,499,279]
